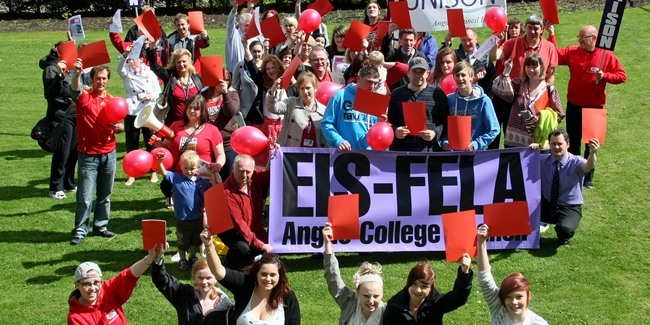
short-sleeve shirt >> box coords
[168,122,223,173]
[540,153,586,206]
[165,171,212,221]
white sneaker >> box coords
[49,191,66,200]
[171,252,181,262]
[540,223,550,233]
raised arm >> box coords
[201,229,226,280]
[130,244,163,277]
[477,224,490,272]
[581,138,599,172]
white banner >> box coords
[408,0,507,32]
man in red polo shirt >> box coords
[70,59,124,246]
[490,14,558,84]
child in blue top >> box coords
[158,150,214,271]
[442,61,500,151]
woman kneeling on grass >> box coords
[382,254,473,324]
[322,223,385,324]
[477,224,548,325]
[151,244,233,325]
[67,246,160,324]
[201,229,301,324]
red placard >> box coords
[534,89,549,114]
[188,11,205,35]
[442,210,477,263]
[375,21,392,48]
[483,201,531,237]
[342,20,372,52]
[353,88,390,118]
[142,219,166,250]
[388,1,412,29]
[204,183,235,235]
[201,56,224,87]
[327,194,360,240]
[78,40,111,68]
[447,116,472,150]
[237,0,259,5]
[281,55,302,89]
[447,9,467,38]
[56,41,78,71]
[582,108,607,144]
[260,16,287,49]
[402,102,427,133]
[540,0,560,25]
[307,0,334,17]
[134,9,163,41]
[245,13,261,40]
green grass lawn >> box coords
[1,6,649,324]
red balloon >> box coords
[231,126,269,156]
[367,122,394,151]
[299,9,322,33]
[122,149,153,178]
[484,7,507,33]
[105,97,128,123]
[315,82,344,106]
[150,147,173,172]
[440,74,457,95]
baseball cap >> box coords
[409,57,429,71]
[75,262,102,281]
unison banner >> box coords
[407,0,507,32]
[269,147,541,253]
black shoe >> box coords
[189,256,198,266]
[558,238,571,245]
[583,181,594,189]
[93,229,116,238]
[70,237,84,246]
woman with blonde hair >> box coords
[322,223,386,324]
[147,47,203,126]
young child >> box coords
[158,150,214,271]
[443,61,500,151]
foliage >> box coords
[0,6,649,325]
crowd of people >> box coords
[36,1,629,324]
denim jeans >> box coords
[72,151,116,239]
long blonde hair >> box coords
[167,48,195,75]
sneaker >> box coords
[189,256,198,266]
[165,197,174,210]
[65,186,77,193]
[171,252,181,262]
[583,181,594,189]
[70,237,84,246]
[49,190,66,200]
[540,223,550,233]
[93,229,116,238]
[180,260,189,271]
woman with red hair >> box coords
[383,255,472,324]
[477,224,548,324]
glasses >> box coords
[78,280,102,288]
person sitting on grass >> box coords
[201,229,301,324]
[67,245,160,324]
[157,150,216,271]
[322,223,386,324]
[151,243,234,325]
[477,224,549,324]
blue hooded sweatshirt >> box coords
[444,85,500,150]
[321,83,379,150]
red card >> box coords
[56,41,78,71]
[245,13,261,40]
[402,102,427,133]
[204,183,234,235]
[188,11,205,35]
[281,55,302,89]
[534,88,549,114]
[540,0,560,25]
[260,16,287,49]
[307,0,334,17]
[237,0,259,5]
[201,56,224,87]
[483,201,531,237]
[342,20,372,52]
[353,88,390,117]
[142,219,166,250]
[447,9,467,38]
[447,116,472,150]
[442,210,477,262]
[375,21,392,48]
[388,1,412,30]
[78,40,111,68]
[134,10,163,41]
[582,108,607,144]
[327,194,360,240]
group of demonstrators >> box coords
[35,0,627,324]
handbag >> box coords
[31,118,58,153]
[154,79,172,122]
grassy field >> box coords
[1,6,649,324]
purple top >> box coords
[540,153,586,206]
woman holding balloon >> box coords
[152,94,225,209]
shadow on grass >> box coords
[0,230,70,243]
[1,148,50,160]
[527,237,560,257]
[0,178,51,202]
